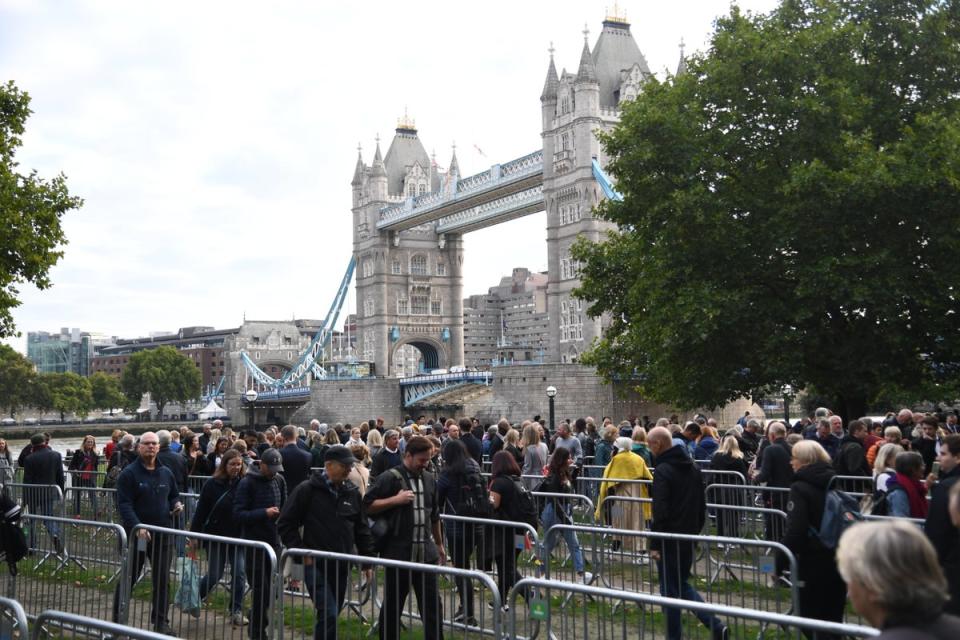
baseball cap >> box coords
[324,445,357,467]
[260,448,284,472]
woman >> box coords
[873,443,904,493]
[710,435,749,537]
[520,424,548,490]
[594,425,617,471]
[488,450,527,609]
[190,450,247,626]
[0,439,13,489]
[886,451,929,519]
[504,429,524,468]
[347,426,364,448]
[103,429,122,464]
[182,432,211,480]
[366,429,384,460]
[206,436,230,471]
[539,447,591,583]
[693,426,720,461]
[630,426,653,466]
[437,439,483,625]
[68,435,100,517]
[837,520,960,638]
[783,440,846,634]
[596,437,653,552]
[347,444,371,496]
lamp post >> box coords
[783,384,793,427]
[546,385,557,436]
[244,388,258,429]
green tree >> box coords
[44,371,92,422]
[0,81,83,338]
[89,371,125,414]
[573,0,960,420]
[29,373,53,418]
[121,346,201,419]
[0,344,35,418]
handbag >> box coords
[174,552,201,614]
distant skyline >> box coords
[1,0,779,351]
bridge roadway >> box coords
[375,150,544,233]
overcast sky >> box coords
[1,0,778,352]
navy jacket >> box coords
[116,457,180,533]
[157,445,188,492]
[233,466,287,548]
[370,448,403,479]
[650,445,706,550]
[279,444,313,491]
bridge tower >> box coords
[542,14,652,363]
[352,116,465,377]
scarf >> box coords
[894,472,929,518]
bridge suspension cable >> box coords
[240,257,356,389]
[591,158,623,202]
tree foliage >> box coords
[0,81,83,338]
[43,371,92,421]
[573,0,960,419]
[89,371,127,414]
[0,344,35,417]
[121,346,201,418]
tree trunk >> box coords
[834,393,867,426]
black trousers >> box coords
[113,538,173,627]
[494,547,522,604]
[245,547,274,640]
[446,524,478,616]
[379,566,443,640]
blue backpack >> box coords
[810,489,863,549]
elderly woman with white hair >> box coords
[837,520,960,638]
[595,436,652,552]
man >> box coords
[680,422,700,457]
[835,420,871,476]
[22,432,65,553]
[370,429,403,479]
[896,408,916,440]
[912,416,942,475]
[554,421,584,466]
[647,427,727,640]
[458,418,482,465]
[754,422,792,575]
[946,413,959,434]
[278,424,313,490]
[813,418,840,459]
[740,419,761,462]
[363,436,445,640]
[926,434,960,614]
[235,448,287,640]
[488,419,509,458]
[113,432,182,635]
[156,430,188,493]
[445,423,461,442]
[278,446,375,639]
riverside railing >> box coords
[505,578,880,640]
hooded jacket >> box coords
[834,435,870,476]
[233,465,287,548]
[783,461,836,556]
[650,445,706,550]
[277,470,375,558]
[190,475,241,538]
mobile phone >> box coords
[932,461,941,476]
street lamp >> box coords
[546,385,557,435]
[783,384,793,427]
[244,388,258,429]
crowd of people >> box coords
[10,407,960,639]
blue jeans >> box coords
[304,561,349,640]
[539,503,584,574]
[199,543,246,614]
[656,541,724,640]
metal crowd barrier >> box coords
[548,524,799,615]
[32,609,172,640]
[532,492,596,525]
[187,475,212,494]
[505,578,880,639]
[0,596,28,639]
[117,524,278,640]
[829,474,874,496]
[278,547,502,640]
[6,485,64,521]
[706,483,791,543]
[701,469,747,485]
[14,514,127,620]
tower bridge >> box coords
[224,14,731,426]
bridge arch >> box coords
[391,337,447,375]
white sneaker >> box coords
[230,612,249,626]
[580,571,594,585]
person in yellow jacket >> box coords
[596,437,653,552]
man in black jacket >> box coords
[926,434,960,615]
[369,430,403,479]
[22,432,65,552]
[834,420,871,477]
[156,430,188,492]
[278,425,313,490]
[458,418,483,466]
[234,449,287,640]
[278,446,375,639]
[647,427,727,640]
[754,422,792,575]
[363,436,445,640]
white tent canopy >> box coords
[198,400,227,419]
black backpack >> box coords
[508,479,540,530]
[810,489,863,549]
[450,469,492,518]
[0,493,26,574]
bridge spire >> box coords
[352,142,365,186]
[371,134,386,177]
[576,28,598,83]
[541,42,559,101]
[676,37,688,75]
[448,142,460,177]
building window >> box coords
[411,295,429,315]
[397,297,408,315]
[418,184,427,195]
[362,258,374,278]
[431,299,441,315]
[406,182,417,197]
[391,260,402,275]
[436,262,446,276]
[364,297,375,317]
[410,254,428,276]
